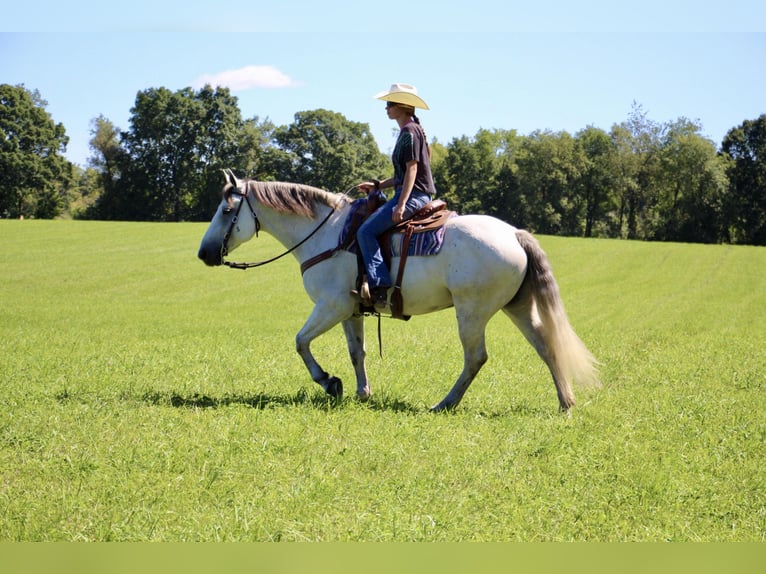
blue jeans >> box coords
[357,189,432,289]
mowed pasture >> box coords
[0,219,763,541]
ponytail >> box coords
[412,114,431,159]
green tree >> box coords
[438,129,521,222]
[0,84,72,218]
[654,119,728,243]
[68,166,102,219]
[88,115,122,176]
[428,137,449,200]
[721,114,766,245]
[609,124,640,239]
[78,115,123,219]
[575,126,619,237]
[191,113,278,221]
[439,131,493,215]
[515,130,584,235]
[272,109,388,192]
[102,85,246,221]
[189,87,272,221]
[617,102,663,240]
[235,116,278,179]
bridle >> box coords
[220,186,337,270]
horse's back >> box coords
[446,213,521,249]
[398,214,528,315]
[443,213,527,281]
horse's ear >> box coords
[222,168,237,187]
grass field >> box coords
[0,219,764,541]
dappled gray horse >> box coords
[198,170,599,411]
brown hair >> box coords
[411,113,431,158]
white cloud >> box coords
[193,65,298,91]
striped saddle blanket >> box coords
[340,197,452,257]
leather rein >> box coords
[221,187,337,271]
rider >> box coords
[356,83,437,309]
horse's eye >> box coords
[222,207,233,215]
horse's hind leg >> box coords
[341,315,370,401]
[503,283,576,410]
[431,301,491,412]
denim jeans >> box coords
[357,188,432,289]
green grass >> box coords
[0,220,764,541]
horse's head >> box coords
[197,169,260,266]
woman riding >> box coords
[356,83,437,309]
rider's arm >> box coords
[393,160,418,223]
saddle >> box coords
[300,190,387,274]
[379,200,452,319]
[300,193,455,320]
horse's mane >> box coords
[242,180,348,218]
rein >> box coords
[222,188,337,271]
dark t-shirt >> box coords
[391,121,437,196]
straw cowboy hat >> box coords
[374,83,430,110]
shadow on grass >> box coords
[56,387,546,418]
[138,390,552,418]
[139,388,424,415]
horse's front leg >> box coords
[341,315,370,401]
[295,301,349,399]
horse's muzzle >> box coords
[197,246,223,266]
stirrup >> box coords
[371,286,389,310]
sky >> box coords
[2,1,765,168]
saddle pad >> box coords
[388,225,449,257]
[339,198,450,257]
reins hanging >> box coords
[223,204,337,270]
[222,184,363,271]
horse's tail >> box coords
[514,230,600,402]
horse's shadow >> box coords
[141,388,424,415]
[140,389,548,418]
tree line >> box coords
[1,83,765,245]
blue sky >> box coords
[2,2,765,167]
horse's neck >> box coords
[258,202,347,262]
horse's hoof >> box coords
[325,376,343,399]
[430,401,450,413]
[356,387,371,402]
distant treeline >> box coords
[2,83,764,245]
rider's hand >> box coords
[392,204,405,223]
[356,182,375,194]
